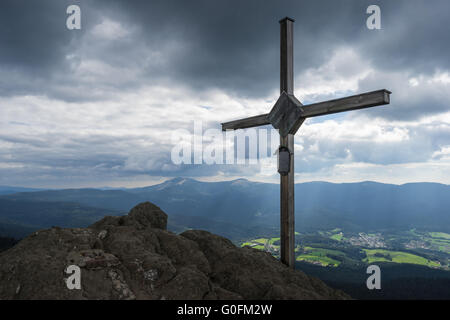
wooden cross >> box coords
[221,17,391,268]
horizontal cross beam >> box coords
[298,89,391,118]
[221,113,270,131]
[221,89,391,131]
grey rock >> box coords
[127,202,168,230]
[0,202,350,300]
[98,230,108,240]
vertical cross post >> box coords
[279,17,295,268]
[221,17,390,269]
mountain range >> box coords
[0,177,449,239]
[0,186,43,195]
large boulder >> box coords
[0,202,350,300]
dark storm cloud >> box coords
[358,1,450,74]
[0,1,72,70]
[1,1,449,102]
[0,0,94,98]
[92,0,367,97]
[0,0,448,119]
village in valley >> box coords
[241,228,450,270]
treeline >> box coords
[297,261,450,300]
[331,277,450,300]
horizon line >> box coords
[1,177,449,190]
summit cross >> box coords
[221,17,391,268]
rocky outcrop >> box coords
[0,202,349,300]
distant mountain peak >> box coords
[164,177,196,185]
[174,178,189,185]
[151,177,198,190]
[230,178,251,186]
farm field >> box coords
[296,246,345,267]
[241,228,449,270]
[363,249,440,267]
[429,232,450,240]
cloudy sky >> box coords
[0,0,449,188]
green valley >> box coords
[241,228,450,270]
